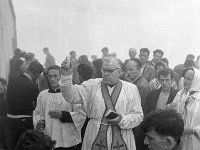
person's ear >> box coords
[164,136,175,148]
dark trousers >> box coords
[0,117,13,150]
[7,117,34,149]
[55,143,82,150]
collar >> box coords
[23,73,33,82]
[48,88,61,93]
[132,75,143,85]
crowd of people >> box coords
[0,46,200,150]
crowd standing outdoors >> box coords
[0,46,200,150]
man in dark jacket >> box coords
[124,58,151,150]
[144,68,178,115]
[124,58,151,109]
[7,61,43,149]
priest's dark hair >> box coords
[15,129,55,150]
[141,109,184,142]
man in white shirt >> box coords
[59,57,143,150]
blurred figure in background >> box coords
[43,47,56,69]
[70,51,80,84]
[139,48,155,83]
[101,47,109,58]
[91,55,98,62]
[174,54,195,79]
[9,48,24,80]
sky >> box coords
[12,0,200,68]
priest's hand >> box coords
[61,57,72,75]
[49,110,62,119]
[107,115,122,125]
[36,120,45,130]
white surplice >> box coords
[170,68,200,150]
[59,75,143,150]
[33,89,86,148]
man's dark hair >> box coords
[0,77,7,86]
[186,54,195,60]
[182,67,194,78]
[28,61,43,74]
[158,68,174,80]
[141,109,184,142]
[184,58,195,68]
[127,58,142,70]
[153,49,164,57]
[140,48,150,56]
[101,47,109,52]
[47,65,61,74]
[15,129,55,150]
[78,64,93,81]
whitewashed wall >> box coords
[0,0,17,79]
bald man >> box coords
[59,57,143,150]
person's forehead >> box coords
[146,129,162,139]
[154,52,162,56]
[127,61,137,68]
[102,59,120,69]
[159,74,171,80]
[140,51,148,55]
[48,69,60,75]
[185,70,194,77]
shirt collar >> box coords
[48,88,61,93]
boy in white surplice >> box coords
[33,65,85,150]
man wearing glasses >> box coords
[59,57,143,150]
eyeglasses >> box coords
[101,68,119,74]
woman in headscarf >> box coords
[167,67,200,150]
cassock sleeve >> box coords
[33,92,45,129]
[118,83,143,129]
[59,74,93,106]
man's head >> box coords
[47,65,61,89]
[91,55,98,61]
[43,47,49,55]
[186,54,195,60]
[70,51,76,59]
[139,48,150,65]
[101,57,121,86]
[78,64,93,83]
[184,58,195,68]
[101,47,109,57]
[15,129,55,150]
[158,68,174,92]
[129,48,137,59]
[141,109,184,150]
[182,68,195,91]
[27,61,43,83]
[14,48,22,57]
[126,58,141,81]
[153,49,164,60]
